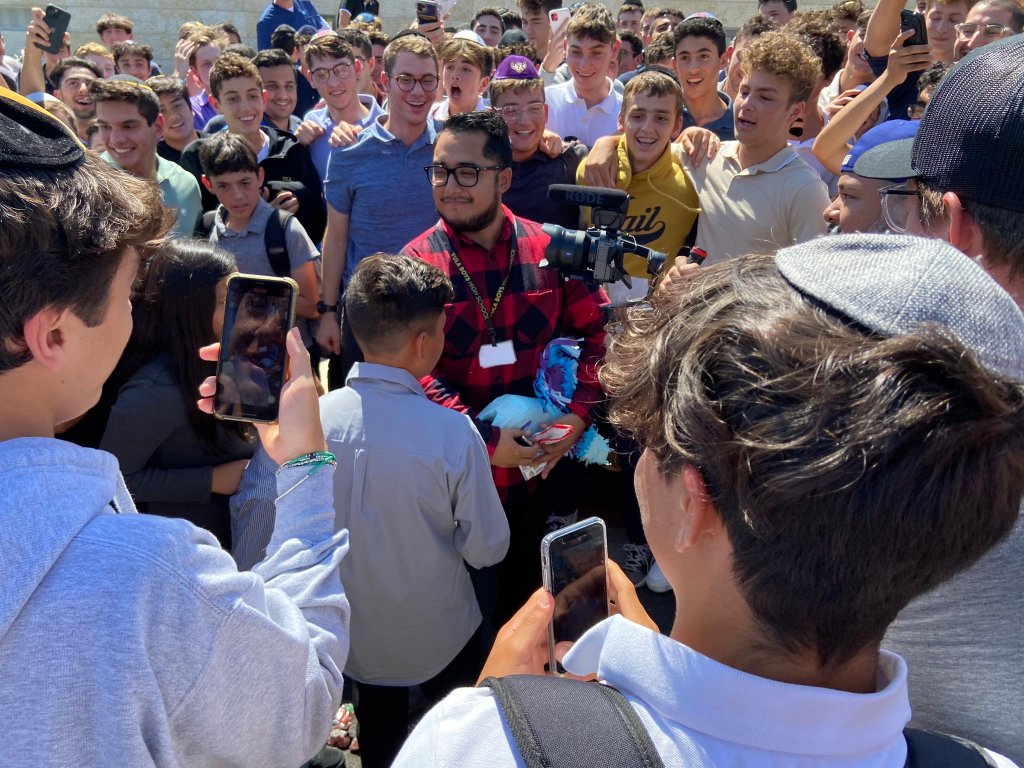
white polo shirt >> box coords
[545,78,622,148]
[679,140,830,265]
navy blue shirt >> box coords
[682,91,735,142]
[257,0,330,50]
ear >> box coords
[201,174,213,193]
[945,191,985,256]
[498,166,512,194]
[22,308,70,374]
[611,40,621,57]
[675,465,721,552]
[261,90,269,109]
[617,110,626,133]
[152,113,164,134]
[257,166,266,186]
[354,58,363,77]
[208,93,220,113]
[718,50,729,69]
[787,98,806,127]
[847,29,855,43]
[477,75,491,95]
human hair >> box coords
[787,14,846,81]
[490,74,545,103]
[187,27,230,68]
[383,33,439,75]
[368,28,391,47]
[439,109,513,167]
[338,28,373,60]
[75,42,114,61]
[739,30,821,104]
[271,26,297,53]
[567,3,618,45]
[439,38,495,73]
[474,7,506,29]
[829,0,865,26]
[917,181,1024,280]
[734,13,778,45]
[209,52,262,99]
[915,61,950,101]
[252,47,294,71]
[926,0,976,8]
[619,2,645,17]
[178,21,204,41]
[304,33,355,69]
[0,149,171,373]
[621,68,683,116]
[111,41,154,65]
[674,16,727,55]
[121,240,239,447]
[199,131,260,178]
[619,30,644,57]
[346,253,454,356]
[517,0,547,17]
[89,78,161,124]
[601,253,1024,666]
[50,57,102,91]
[224,43,258,59]
[215,21,242,42]
[856,8,873,31]
[500,8,523,28]
[96,12,133,35]
[644,31,676,66]
[146,74,190,101]
[497,41,540,65]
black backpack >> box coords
[200,207,292,278]
[481,675,996,768]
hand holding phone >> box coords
[899,9,928,47]
[214,274,298,424]
[38,5,71,54]
[542,517,609,673]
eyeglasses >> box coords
[391,73,440,92]
[309,61,354,84]
[955,22,1010,36]
[879,183,919,234]
[424,163,505,187]
[492,103,546,119]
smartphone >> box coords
[900,9,928,47]
[416,1,440,25]
[214,274,297,424]
[549,7,571,37]
[541,516,609,672]
[38,5,71,55]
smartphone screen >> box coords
[40,5,71,55]
[542,516,608,669]
[215,274,297,423]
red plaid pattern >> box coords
[403,207,609,503]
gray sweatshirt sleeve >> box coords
[167,464,349,767]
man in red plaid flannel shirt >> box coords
[402,111,609,622]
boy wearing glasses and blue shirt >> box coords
[298,33,384,181]
[318,32,443,362]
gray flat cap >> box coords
[775,234,1024,383]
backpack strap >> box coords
[264,208,293,278]
[481,675,664,768]
[904,728,997,768]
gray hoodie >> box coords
[0,437,350,767]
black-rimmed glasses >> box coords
[425,163,505,187]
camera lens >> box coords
[542,223,593,272]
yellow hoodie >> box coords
[577,134,700,298]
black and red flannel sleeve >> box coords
[561,278,609,426]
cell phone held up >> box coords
[38,5,71,55]
[541,516,609,673]
[900,9,928,47]
[416,1,440,25]
[214,274,297,424]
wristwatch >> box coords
[317,300,339,315]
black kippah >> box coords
[0,90,85,170]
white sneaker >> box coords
[544,510,579,535]
[645,559,672,593]
[621,543,652,588]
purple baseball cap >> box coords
[493,54,541,81]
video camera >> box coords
[541,185,706,287]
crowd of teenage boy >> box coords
[1,0,1023,764]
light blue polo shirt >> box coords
[102,152,202,238]
[305,94,385,181]
[324,115,440,280]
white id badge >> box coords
[479,340,517,368]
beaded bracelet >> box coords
[281,451,337,472]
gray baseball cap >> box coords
[775,234,1024,383]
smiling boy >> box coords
[674,16,735,140]
[179,53,327,242]
[91,77,202,237]
[148,75,200,166]
[254,48,302,133]
[681,30,829,263]
[545,4,622,147]
[112,41,153,80]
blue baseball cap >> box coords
[843,119,919,181]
